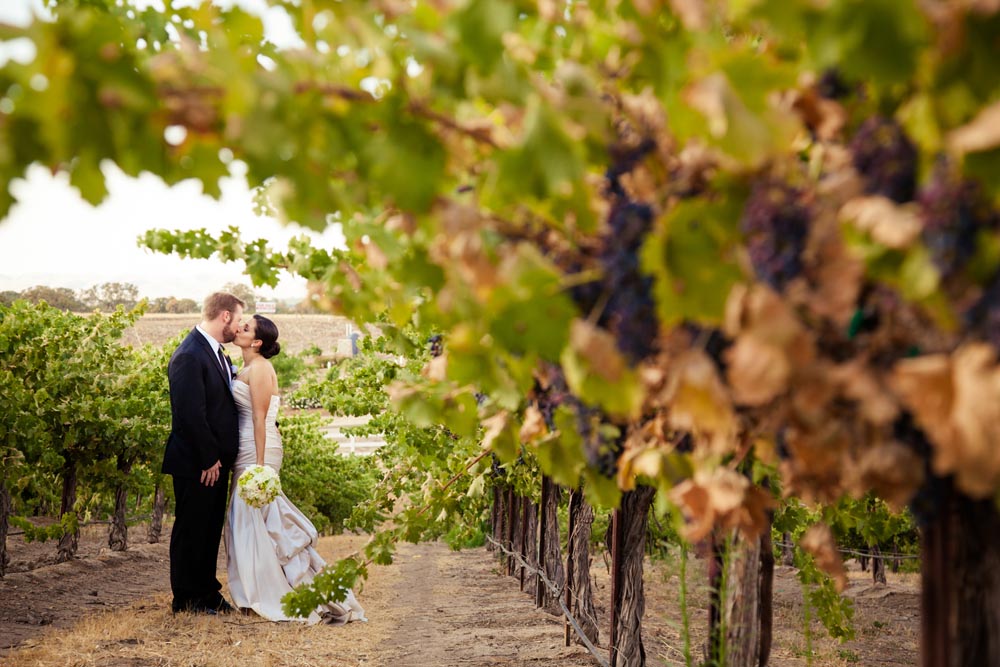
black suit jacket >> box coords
[161,329,239,478]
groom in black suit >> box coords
[162,291,244,614]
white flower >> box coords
[237,464,281,508]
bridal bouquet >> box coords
[237,465,281,508]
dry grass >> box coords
[4,535,399,667]
[2,531,920,667]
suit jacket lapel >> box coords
[190,328,232,387]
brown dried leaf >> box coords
[800,524,848,593]
[892,345,1000,499]
[668,0,707,28]
[947,101,1000,154]
[723,283,803,345]
[791,87,847,142]
[829,361,899,426]
[948,345,1000,496]
[618,447,665,490]
[481,411,510,452]
[781,422,851,505]
[808,235,865,327]
[840,196,923,249]
[421,354,448,382]
[685,74,730,137]
[890,353,959,472]
[569,319,627,383]
[724,284,814,406]
[725,336,791,406]
[967,0,1000,14]
[363,239,389,271]
[670,479,715,542]
[670,468,773,542]
[663,350,738,455]
[519,405,547,443]
[386,381,418,405]
[850,441,924,512]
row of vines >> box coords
[4,0,1000,665]
[289,331,921,666]
[0,300,375,577]
[0,301,174,571]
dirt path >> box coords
[375,542,595,666]
[0,528,171,655]
[0,525,919,666]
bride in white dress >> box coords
[224,314,366,625]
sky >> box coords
[0,0,344,302]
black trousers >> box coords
[169,472,230,611]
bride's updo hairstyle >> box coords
[253,315,281,359]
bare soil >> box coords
[1,524,918,666]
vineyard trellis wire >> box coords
[7,513,156,538]
[485,534,611,667]
[772,541,922,563]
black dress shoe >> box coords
[215,599,235,614]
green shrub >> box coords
[279,413,380,534]
[270,351,308,387]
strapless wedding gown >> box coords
[224,380,366,624]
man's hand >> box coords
[200,460,222,486]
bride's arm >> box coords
[248,366,272,466]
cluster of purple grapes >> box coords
[740,180,811,290]
[817,68,851,100]
[599,201,659,362]
[533,369,569,431]
[569,139,661,363]
[427,334,443,358]
[920,168,998,280]
[964,273,1000,351]
[849,117,917,203]
[570,397,620,478]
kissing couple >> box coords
[161,291,366,624]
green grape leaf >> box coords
[642,198,745,327]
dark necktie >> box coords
[217,347,230,384]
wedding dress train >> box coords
[224,380,366,624]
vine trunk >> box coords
[109,458,132,551]
[540,477,564,613]
[569,489,599,646]
[613,486,655,667]
[922,483,1000,667]
[147,483,165,544]
[56,459,78,563]
[0,476,10,578]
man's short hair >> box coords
[202,292,246,321]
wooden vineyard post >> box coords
[490,482,501,552]
[565,488,577,647]
[609,506,622,667]
[707,532,725,665]
[507,487,516,576]
[759,516,775,665]
[536,476,550,608]
[520,497,529,591]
